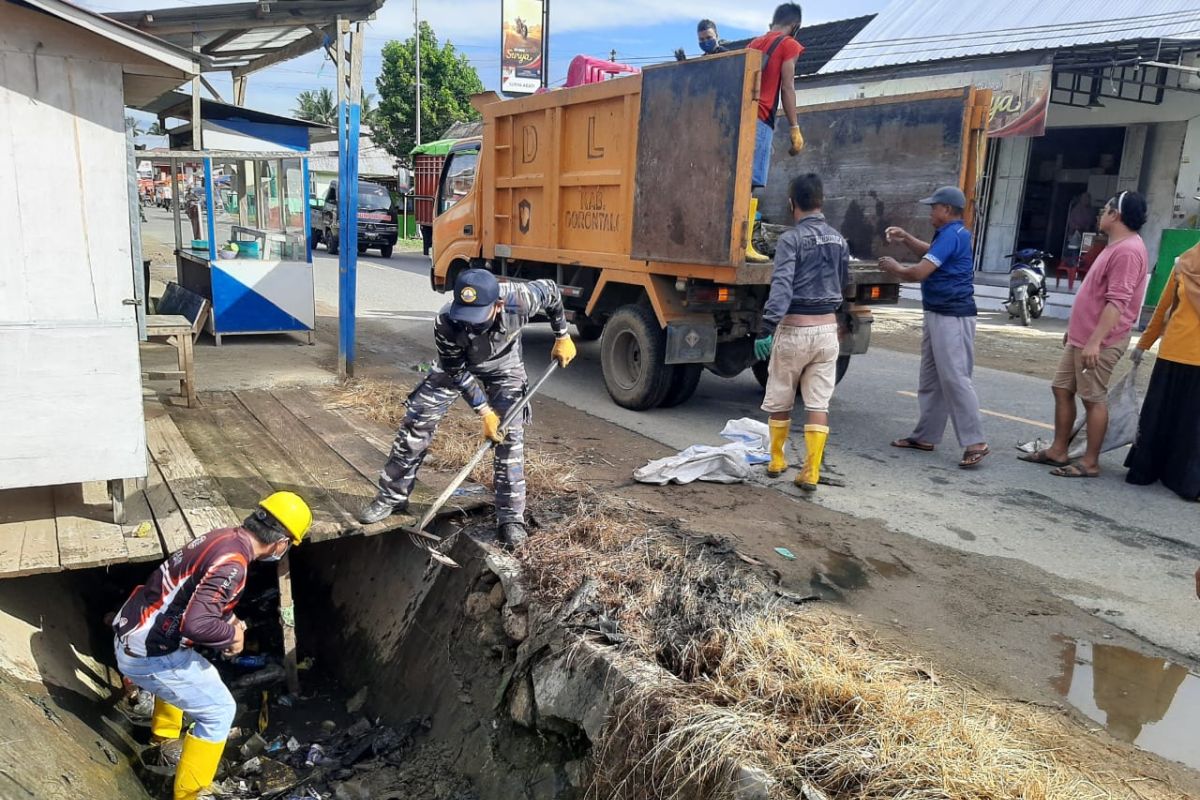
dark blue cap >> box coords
[449,268,501,324]
[919,186,967,209]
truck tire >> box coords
[358,244,368,255]
[601,305,672,410]
[379,244,393,259]
[573,317,604,342]
[660,364,703,408]
[752,354,852,389]
[326,228,339,255]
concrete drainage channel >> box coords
[287,520,771,800]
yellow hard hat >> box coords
[258,491,312,545]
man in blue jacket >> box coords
[754,173,850,491]
[879,186,989,468]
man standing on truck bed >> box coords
[754,174,849,491]
[745,3,807,263]
[880,187,990,469]
[357,269,577,548]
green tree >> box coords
[124,116,144,137]
[375,21,483,161]
[148,121,168,136]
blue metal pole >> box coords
[301,158,312,264]
[203,158,217,263]
[337,100,362,376]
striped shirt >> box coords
[113,528,253,657]
[432,279,568,410]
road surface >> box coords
[298,247,1200,662]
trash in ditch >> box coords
[345,687,368,714]
[304,743,325,767]
[774,547,797,561]
[231,664,288,692]
[240,733,268,760]
[414,361,434,373]
[452,483,488,497]
[277,694,296,708]
[231,654,269,669]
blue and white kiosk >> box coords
[149,95,325,344]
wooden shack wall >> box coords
[0,6,146,489]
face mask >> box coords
[262,543,289,562]
[700,38,718,53]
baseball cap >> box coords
[919,186,967,209]
[449,268,501,325]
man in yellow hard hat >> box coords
[113,492,312,800]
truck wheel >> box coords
[326,228,339,255]
[660,364,703,408]
[379,244,393,259]
[752,354,852,390]
[573,317,604,342]
[357,244,368,255]
[601,305,672,410]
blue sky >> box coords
[85,0,886,126]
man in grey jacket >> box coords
[753,173,850,491]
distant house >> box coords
[308,128,402,196]
[0,0,198,493]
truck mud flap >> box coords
[842,312,873,356]
[665,321,717,365]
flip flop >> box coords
[959,445,990,469]
[891,437,935,452]
[1050,463,1100,478]
[1017,450,1070,468]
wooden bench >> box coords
[145,314,200,407]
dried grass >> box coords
[331,377,1179,800]
[329,378,576,498]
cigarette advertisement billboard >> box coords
[501,0,545,96]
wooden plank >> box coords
[143,456,193,554]
[270,388,389,483]
[145,402,240,537]
[172,404,273,519]
[53,482,129,570]
[277,554,300,695]
[119,480,166,564]
[197,393,349,543]
[234,390,377,533]
[0,487,60,578]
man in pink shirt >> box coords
[1020,191,1149,478]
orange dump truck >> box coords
[430,51,990,409]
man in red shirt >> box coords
[114,492,312,800]
[745,3,806,262]
[1019,191,1150,478]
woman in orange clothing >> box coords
[1125,242,1200,500]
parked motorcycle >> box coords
[1004,249,1050,326]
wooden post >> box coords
[277,553,300,695]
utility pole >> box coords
[609,49,616,62]
[541,0,549,90]
[414,0,421,146]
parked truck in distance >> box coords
[429,52,990,410]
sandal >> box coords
[891,437,935,452]
[1017,450,1069,468]
[1050,463,1100,479]
[959,445,990,468]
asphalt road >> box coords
[167,229,1200,662]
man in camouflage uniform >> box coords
[357,269,576,547]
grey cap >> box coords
[919,186,967,209]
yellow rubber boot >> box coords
[767,419,790,477]
[150,698,184,743]
[745,198,770,263]
[174,733,225,800]
[796,425,829,492]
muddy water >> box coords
[1054,638,1200,770]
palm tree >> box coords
[294,88,336,125]
[148,122,168,137]
[124,116,145,137]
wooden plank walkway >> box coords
[0,387,489,579]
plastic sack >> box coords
[1067,363,1141,457]
[633,418,772,485]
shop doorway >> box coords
[1017,126,1126,259]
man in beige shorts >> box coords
[1019,191,1150,478]
[754,174,850,491]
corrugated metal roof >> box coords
[724,14,877,75]
[820,0,1200,75]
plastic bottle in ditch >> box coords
[305,743,325,767]
[231,654,268,668]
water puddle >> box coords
[808,552,911,599]
[1053,638,1200,770]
